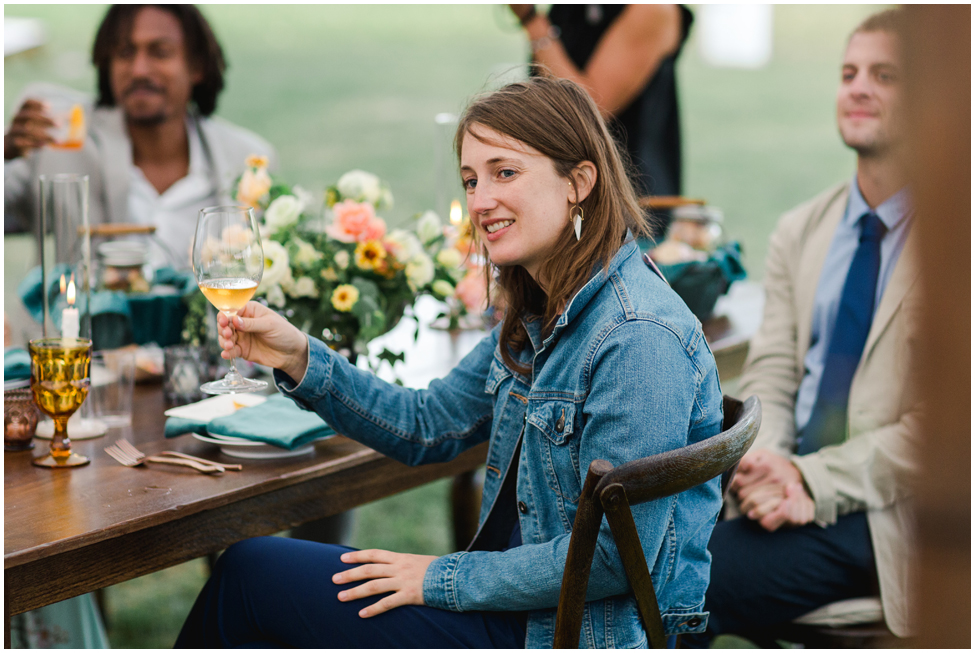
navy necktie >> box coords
[798,212,888,455]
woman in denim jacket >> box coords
[176,77,723,649]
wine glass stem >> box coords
[51,415,71,460]
[225,311,242,380]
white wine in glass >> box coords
[192,206,268,394]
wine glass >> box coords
[29,337,92,467]
[192,206,267,394]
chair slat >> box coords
[602,484,668,649]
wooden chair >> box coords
[553,395,761,649]
[638,196,707,211]
[770,596,892,648]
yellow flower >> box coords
[331,284,359,312]
[354,240,387,270]
[237,157,272,209]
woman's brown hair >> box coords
[455,75,651,376]
[92,4,226,116]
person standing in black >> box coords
[510,4,693,207]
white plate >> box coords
[164,393,267,422]
[191,432,319,459]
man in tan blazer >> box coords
[692,10,918,644]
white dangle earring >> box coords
[570,204,584,241]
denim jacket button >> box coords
[518,501,529,514]
[555,413,565,432]
[687,617,702,628]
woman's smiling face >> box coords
[460,125,573,283]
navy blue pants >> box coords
[174,537,526,648]
[684,512,876,646]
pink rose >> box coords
[455,269,488,313]
[327,200,387,243]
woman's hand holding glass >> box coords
[216,301,310,385]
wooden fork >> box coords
[104,439,226,474]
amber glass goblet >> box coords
[29,337,92,468]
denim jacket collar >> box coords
[519,236,641,356]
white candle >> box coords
[62,276,80,340]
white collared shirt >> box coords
[127,117,219,268]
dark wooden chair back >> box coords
[552,395,761,648]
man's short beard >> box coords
[848,140,887,158]
[126,112,168,128]
[841,129,891,159]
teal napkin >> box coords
[165,395,335,450]
[4,347,32,381]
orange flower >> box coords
[237,155,271,209]
[456,269,488,313]
[327,200,387,243]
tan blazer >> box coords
[738,181,920,638]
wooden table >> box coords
[4,283,763,632]
[4,384,489,618]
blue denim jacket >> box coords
[275,239,723,648]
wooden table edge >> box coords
[5,442,488,616]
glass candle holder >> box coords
[4,386,40,451]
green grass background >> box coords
[4,4,881,648]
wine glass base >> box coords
[32,452,90,468]
[201,376,269,395]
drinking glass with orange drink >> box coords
[40,90,87,150]
[29,337,93,468]
[192,206,267,394]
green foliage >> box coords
[180,291,211,347]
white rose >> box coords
[264,195,304,232]
[334,250,350,270]
[259,240,292,291]
[416,211,443,245]
[265,284,286,308]
[286,275,319,299]
[293,238,323,268]
[337,170,382,205]
[405,253,434,291]
[291,185,319,214]
[384,229,423,264]
[436,247,463,270]
[432,279,455,298]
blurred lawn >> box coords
[4,4,881,648]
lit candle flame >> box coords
[450,200,462,226]
[67,276,76,306]
[60,274,67,294]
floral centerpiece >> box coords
[225,156,488,364]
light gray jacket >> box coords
[4,85,276,233]
[738,182,920,637]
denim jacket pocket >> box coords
[528,400,576,445]
[529,400,582,501]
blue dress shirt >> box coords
[795,178,913,433]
